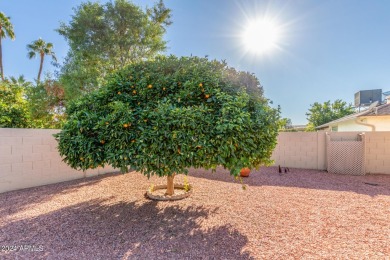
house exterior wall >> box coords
[0,128,118,193]
[337,119,372,132]
[364,116,390,131]
[327,116,390,132]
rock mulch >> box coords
[1,167,390,259]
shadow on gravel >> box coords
[0,198,252,259]
[189,166,390,197]
[0,172,119,217]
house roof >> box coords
[364,103,390,116]
[316,103,390,129]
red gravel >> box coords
[1,167,390,259]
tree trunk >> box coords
[37,52,44,83]
[165,174,175,196]
[0,33,3,81]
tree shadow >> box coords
[0,198,252,259]
[189,166,390,197]
[0,172,120,217]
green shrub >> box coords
[0,82,31,128]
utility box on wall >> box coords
[354,89,382,107]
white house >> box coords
[317,98,390,132]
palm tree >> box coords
[9,75,31,88]
[0,12,15,81]
[27,38,57,83]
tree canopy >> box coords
[0,80,30,128]
[57,0,172,101]
[25,78,66,129]
[54,56,279,194]
[278,118,293,131]
[305,99,355,130]
[0,76,66,129]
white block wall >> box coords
[0,128,118,193]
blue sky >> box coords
[2,0,390,124]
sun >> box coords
[242,18,281,55]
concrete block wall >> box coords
[272,131,390,174]
[1,128,390,193]
[0,128,118,193]
[365,132,390,174]
[271,132,327,170]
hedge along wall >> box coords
[0,128,118,193]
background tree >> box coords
[54,56,280,196]
[221,66,264,99]
[9,75,30,88]
[305,99,354,131]
[278,118,293,131]
[0,12,15,80]
[2,75,66,129]
[25,77,66,129]
[0,80,31,127]
[57,0,172,100]
[27,38,57,83]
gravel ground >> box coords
[1,167,390,259]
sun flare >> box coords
[242,18,281,55]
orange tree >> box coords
[54,56,279,195]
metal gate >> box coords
[326,133,365,175]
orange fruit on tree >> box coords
[205,94,210,99]
[148,84,153,89]
[118,91,121,95]
[133,90,137,94]
[100,140,105,144]
[123,123,128,128]
[199,83,203,87]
